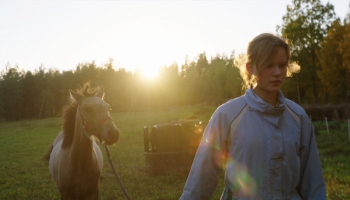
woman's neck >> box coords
[252,87,279,106]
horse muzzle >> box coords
[100,123,120,145]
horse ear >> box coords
[96,87,105,99]
[69,89,83,104]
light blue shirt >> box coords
[180,88,325,200]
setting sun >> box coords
[140,67,159,80]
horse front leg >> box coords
[86,186,99,200]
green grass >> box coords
[313,120,350,200]
[0,107,349,199]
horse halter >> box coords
[78,106,112,134]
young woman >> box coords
[180,33,325,200]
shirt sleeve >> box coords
[180,109,227,200]
[297,115,326,200]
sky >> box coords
[0,0,349,77]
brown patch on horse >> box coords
[61,83,102,148]
[61,104,78,148]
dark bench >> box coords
[143,119,207,175]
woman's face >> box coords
[254,47,288,96]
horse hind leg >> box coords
[42,143,54,161]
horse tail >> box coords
[42,143,53,162]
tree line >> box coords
[0,55,242,121]
[1,0,350,122]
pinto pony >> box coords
[44,84,119,200]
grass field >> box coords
[0,106,349,199]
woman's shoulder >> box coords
[209,96,247,128]
[215,96,247,114]
[284,98,307,117]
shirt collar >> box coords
[244,86,285,126]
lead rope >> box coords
[103,145,132,200]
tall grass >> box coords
[0,106,349,199]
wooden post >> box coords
[143,126,149,152]
[151,125,158,152]
[325,117,329,135]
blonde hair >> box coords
[234,33,300,89]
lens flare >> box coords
[225,156,258,198]
[200,128,258,197]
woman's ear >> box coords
[246,63,253,75]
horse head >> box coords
[69,86,119,145]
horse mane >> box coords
[61,83,101,148]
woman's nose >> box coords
[272,66,281,76]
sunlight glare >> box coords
[140,67,159,80]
